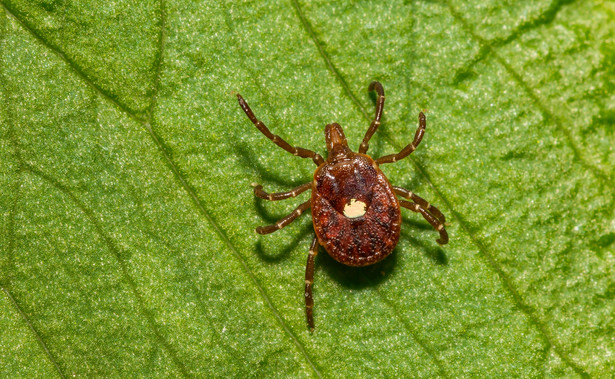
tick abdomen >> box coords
[311,154,401,266]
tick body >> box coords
[237,82,448,330]
[311,128,401,266]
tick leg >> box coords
[359,81,385,154]
[305,235,319,330]
[393,186,446,224]
[399,200,448,245]
[252,182,312,201]
[256,201,311,234]
[237,94,325,166]
[376,112,426,165]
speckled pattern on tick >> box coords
[237,82,448,330]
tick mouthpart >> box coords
[325,123,348,151]
[325,123,352,159]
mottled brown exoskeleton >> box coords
[237,82,448,330]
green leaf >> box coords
[1,0,614,377]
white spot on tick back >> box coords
[343,199,367,218]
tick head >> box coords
[325,123,351,160]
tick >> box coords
[237,82,448,330]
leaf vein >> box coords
[24,166,191,378]
[0,48,65,378]
[490,0,576,47]
[445,0,612,184]
[148,0,166,115]
[441,1,594,375]
[376,292,451,378]
[290,0,370,120]
[1,286,66,378]
[453,0,579,82]
[0,3,146,123]
[219,3,327,375]
[143,121,324,378]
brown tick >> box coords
[237,82,448,330]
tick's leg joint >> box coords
[376,112,426,165]
[399,198,448,245]
[393,186,446,224]
[359,81,386,154]
[255,201,311,235]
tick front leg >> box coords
[237,94,324,166]
[304,236,319,330]
[376,112,426,165]
[393,186,446,224]
[256,201,311,235]
[252,182,312,201]
[359,81,385,154]
[399,200,448,245]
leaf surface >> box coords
[1,0,614,377]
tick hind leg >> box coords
[376,112,426,165]
[255,201,311,235]
[237,94,324,166]
[399,198,448,245]
[304,236,319,330]
[393,186,446,224]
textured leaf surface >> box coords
[1,0,614,377]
